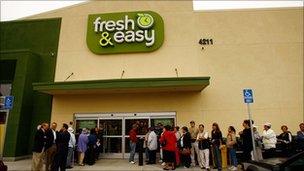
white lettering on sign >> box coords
[93,14,155,47]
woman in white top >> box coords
[147,127,158,164]
[197,124,210,170]
[262,122,277,159]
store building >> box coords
[0,1,303,159]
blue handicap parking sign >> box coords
[4,96,14,109]
[243,89,253,103]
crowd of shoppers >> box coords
[128,120,304,171]
[31,122,103,171]
[31,120,304,171]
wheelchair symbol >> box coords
[244,90,252,98]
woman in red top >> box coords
[160,125,176,170]
[129,124,138,164]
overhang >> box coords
[32,77,210,95]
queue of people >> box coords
[128,120,304,171]
[31,120,304,171]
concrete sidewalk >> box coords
[4,159,234,170]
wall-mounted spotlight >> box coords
[175,68,179,77]
[64,72,74,81]
[120,70,125,79]
[50,52,55,57]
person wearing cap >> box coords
[262,122,277,159]
[66,127,76,168]
[77,128,89,166]
[189,121,200,167]
[277,125,292,157]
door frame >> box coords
[98,117,124,158]
[74,112,176,159]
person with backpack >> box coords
[226,126,238,171]
[197,124,210,170]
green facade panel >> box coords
[0,18,61,158]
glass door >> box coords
[74,112,176,159]
[75,119,97,131]
[124,117,149,159]
[99,118,123,158]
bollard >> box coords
[138,138,144,166]
[221,145,227,169]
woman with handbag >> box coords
[226,126,238,171]
[211,123,223,170]
[179,126,192,168]
[197,124,210,170]
[159,125,176,170]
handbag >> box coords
[180,148,191,155]
[161,139,166,147]
[199,139,210,150]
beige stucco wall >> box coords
[27,1,303,134]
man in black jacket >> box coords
[239,120,254,162]
[51,123,70,171]
[45,122,58,171]
[32,123,49,171]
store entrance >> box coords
[74,112,176,159]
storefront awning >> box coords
[32,77,210,95]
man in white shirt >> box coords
[262,122,277,159]
[147,127,158,164]
[66,127,76,168]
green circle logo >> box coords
[137,13,154,29]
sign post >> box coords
[4,96,14,110]
[243,89,257,161]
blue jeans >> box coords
[229,148,237,167]
[129,142,136,162]
[213,146,222,169]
